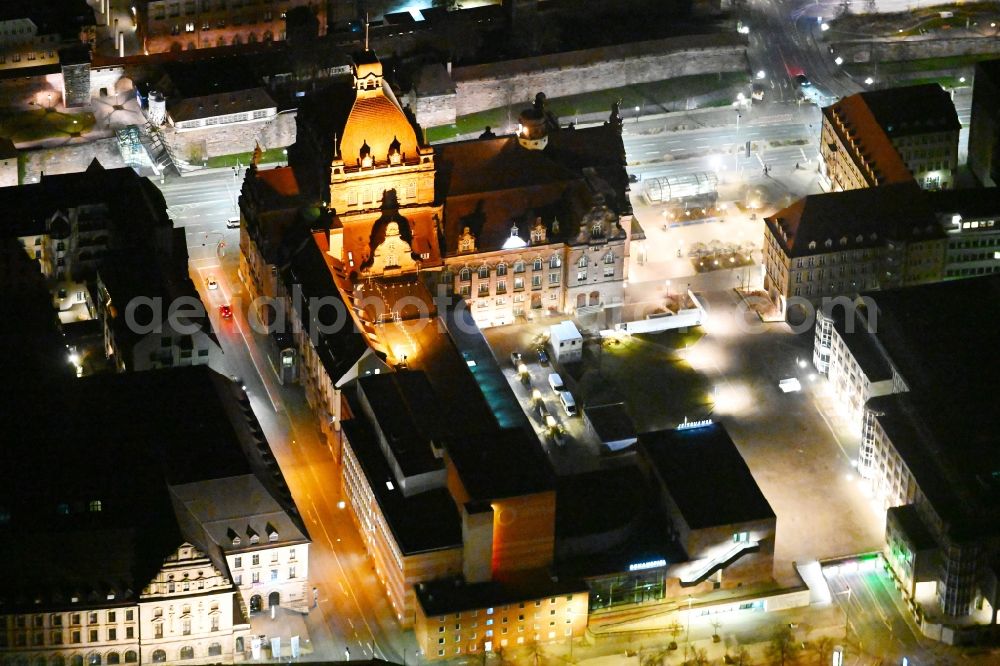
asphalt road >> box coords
[827,566,932,665]
[155,170,244,262]
[623,103,823,184]
[154,169,416,664]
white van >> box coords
[548,373,565,392]
[558,391,577,416]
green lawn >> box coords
[425,71,749,143]
[0,109,96,143]
[576,327,709,431]
[205,147,287,169]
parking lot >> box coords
[485,289,885,586]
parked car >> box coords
[206,275,219,290]
[226,217,240,229]
[558,391,577,416]
[510,350,522,367]
[548,373,565,392]
[537,348,550,365]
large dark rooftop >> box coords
[340,416,462,556]
[414,570,588,617]
[639,423,775,530]
[862,275,1000,540]
[0,366,303,611]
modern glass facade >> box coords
[587,570,666,611]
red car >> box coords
[219,305,233,319]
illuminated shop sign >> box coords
[628,559,666,572]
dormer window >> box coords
[592,222,603,237]
[530,217,546,244]
[359,140,373,168]
[246,526,259,545]
[808,241,816,250]
[388,136,401,165]
[825,239,833,248]
[840,237,848,246]
[250,534,259,545]
[266,523,279,542]
[855,234,863,243]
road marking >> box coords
[812,399,850,462]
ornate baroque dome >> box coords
[338,52,422,165]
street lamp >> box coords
[834,586,852,642]
[685,595,693,657]
[834,56,843,66]
[634,105,641,123]
[864,77,874,85]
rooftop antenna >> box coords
[364,13,370,52]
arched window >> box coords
[151,651,166,663]
[179,647,194,660]
[603,251,615,265]
[51,657,65,666]
[106,654,119,665]
[576,256,587,268]
[87,653,101,666]
[235,637,245,653]
[208,643,222,657]
[459,268,470,282]
[34,657,46,666]
[549,255,561,269]
[514,261,525,273]
[478,265,489,279]
[808,241,816,250]
[533,258,543,271]
[124,652,137,664]
[496,262,507,276]
[71,657,83,666]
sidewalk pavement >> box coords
[531,603,847,666]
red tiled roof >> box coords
[823,95,913,187]
[765,182,939,258]
[257,166,300,197]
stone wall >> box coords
[412,92,457,129]
[22,137,126,181]
[163,109,297,161]
[448,33,748,118]
[831,35,1000,64]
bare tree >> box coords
[810,637,835,665]
[667,621,684,650]
[732,646,753,665]
[765,626,801,666]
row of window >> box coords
[10,611,132,630]
[434,629,573,657]
[232,548,296,569]
[472,293,559,308]
[0,51,54,64]
[232,566,296,585]
[455,253,616,282]
[945,265,999,277]
[0,652,139,666]
[345,182,417,207]
[7,626,138,647]
[948,235,999,249]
